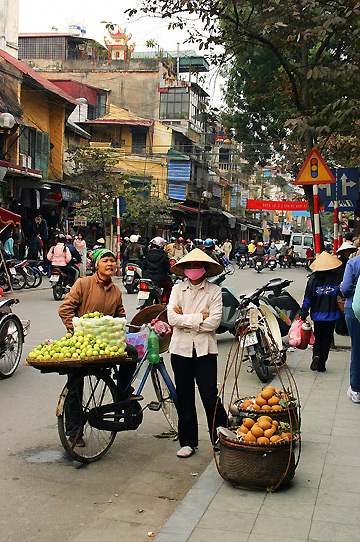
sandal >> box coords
[176,446,195,458]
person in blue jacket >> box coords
[340,252,360,403]
[299,251,342,372]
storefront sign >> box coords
[247,199,308,211]
[74,216,87,226]
[60,188,81,203]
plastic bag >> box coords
[289,318,303,347]
[126,328,150,359]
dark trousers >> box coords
[313,320,336,370]
[171,351,228,448]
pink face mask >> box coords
[184,267,206,280]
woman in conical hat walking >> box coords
[299,251,342,372]
[167,248,228,458]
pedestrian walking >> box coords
[222,238,232,261]
[74,233,87,277]
[299,251,342,372]
[167,248,228,458]
[340,253,360,403]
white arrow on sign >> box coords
[341,173,356,196]
[327,200,354,208]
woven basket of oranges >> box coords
[229,386,300,431]
[217,419,298,490]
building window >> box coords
[131,130,147,154]
[159,88,189,119]
[96,93,107,117]
[219,148,230,163]
[19,127,36,168]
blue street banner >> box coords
[113,196,126,215]
[318,168,359,211]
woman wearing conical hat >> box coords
[167,248,228,458]
[299,251,343,372]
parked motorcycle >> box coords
[0,298,30,379]
[280,254,290,268]
[123,262,142,294]
[267,255,277,271]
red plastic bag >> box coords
[289,318,303,347]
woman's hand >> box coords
[174,306,183,314]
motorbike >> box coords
[248,253,256,268]
[0,298,30,379]
[217,253,235,275]
[280,254,290,268]
[169,257,182,284]
[123,262,142,294]
[266,255,277,271]
[255,256,264,273]
[137,278,163,308]
[50,264,80,301]
[237,254,247,269]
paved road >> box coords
[0,264,308,542]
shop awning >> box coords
[0,208,21,227]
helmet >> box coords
[177,237,184,243]
[259,242,263,246]
[241,240,246,244]
[129,234,139,243]
[150,236,166,248]
[251,240,255,244]
[65,234,72,241]
[57,234,65,242]
[204,238,214,248]
[186,238,191,243]
[124,237,130,242]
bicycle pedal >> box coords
[148,401,161,411]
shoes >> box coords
[310,356,320,371]
[318,366,326,372]
[69,436,85,447]
[347,386,360,403]
[177,446,195,458]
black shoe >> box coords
[318,366,326,372]
[310,356,320,371]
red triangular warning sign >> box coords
[294,148,336,185]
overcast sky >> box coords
[18,0,224,107]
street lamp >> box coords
[0,112,16,161]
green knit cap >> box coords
[92,249,115,266]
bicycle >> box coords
[56,319,178,463]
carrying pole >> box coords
[116,198,121,277]
[313,184,321,256]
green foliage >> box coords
[66,146,173,235]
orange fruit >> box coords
[258,415,273,423]
[261,405,271,410]
[238,424,249,434]
[270,435,281,443]
[251,425,264,438]
[243,418,255,429]
[272,420,279,427]
[280,432,292,440]
[260,388,273,401]
[255,395,267,407]
[264,427,275,438]
[271,405,283,411]
[241,399,253,410]
[257,436,270,444]
[266,386,275,393]
[252,403,260,411]
[268,395,280,406]
[244,432,257,443]
[258,419,272,431]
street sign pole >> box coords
[313,184,321,257]
[334,200,339,254]
[116,198,121,277]
[338,211,343,248]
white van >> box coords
[290,232,314,263]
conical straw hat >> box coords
[336,241,357,255]
[309,251,342,272]
[170,248,223,278]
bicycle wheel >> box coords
[0,315,24,379]
[226,262,236,275]
[11,269,26,290]
[57,371,120,463]
[151,364,178,432]
[0,271,11,292]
